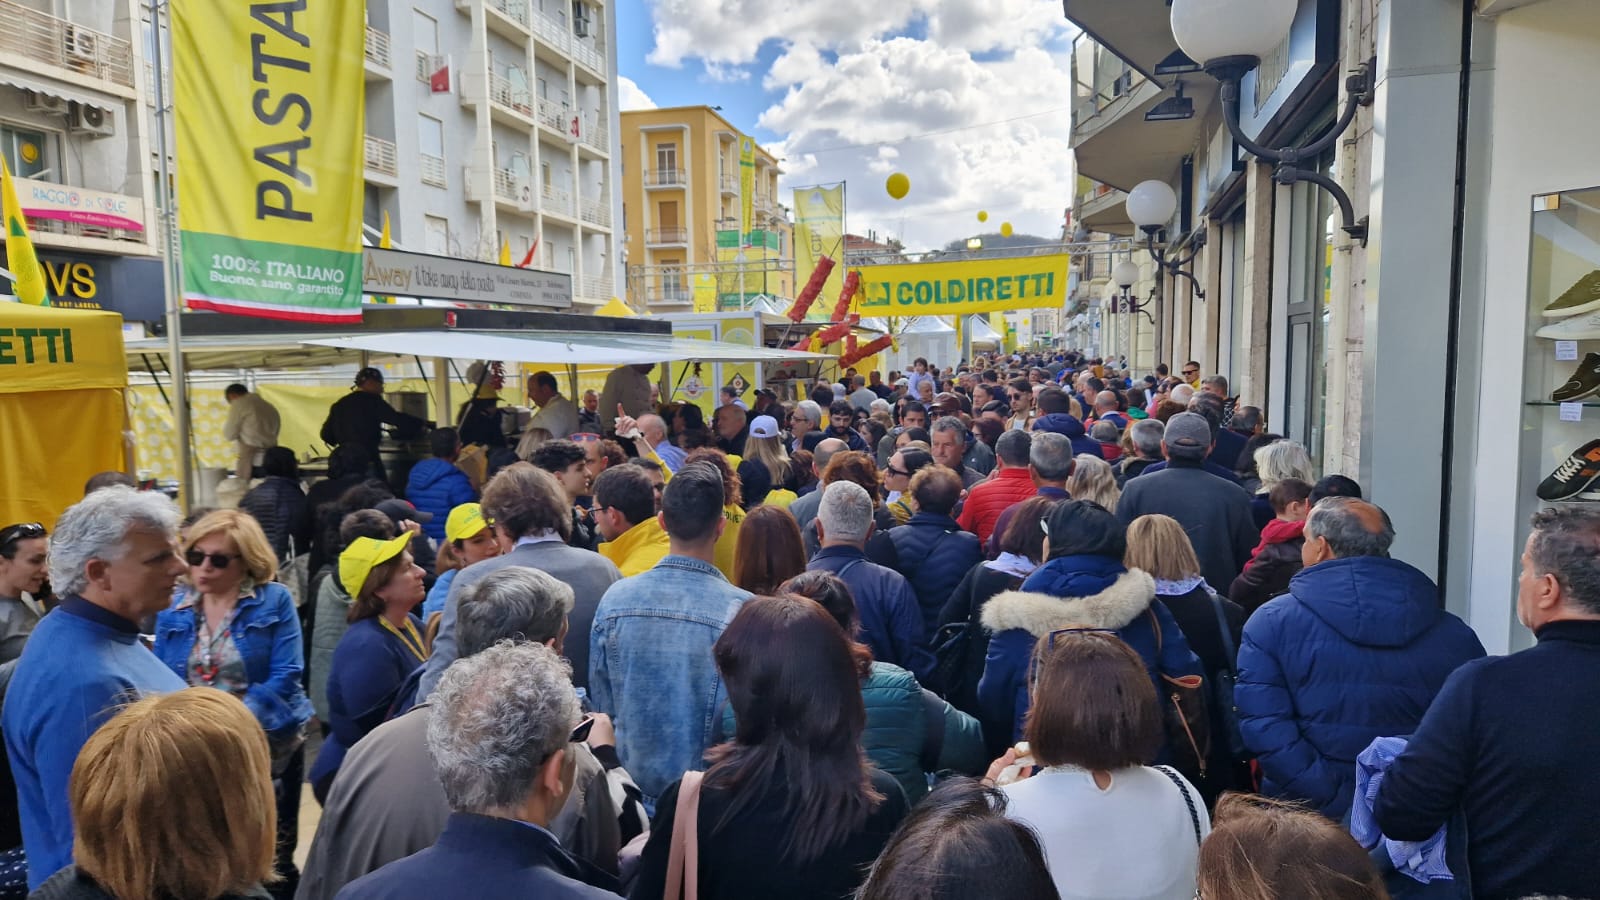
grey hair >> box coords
[1201,374,1229,393]
[50,486,179,596]
[1066,455,1120,514]
[868,398,892,416]
[1130,418,1166,457]
[1528,506,1600,615]
[1306,497,1395,559]
[457,567,575,658]
[995,429,1032,467]
[1256,440,1315,492]
[637,414,668,441]
[1029,432,1075,481]
[427,641,580,816]
[1170,384,1195,404]
[818,480,873,545]
[795,400,822,428]
[930,416,966,438]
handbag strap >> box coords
[1155,765,1203,848]
[1205,587,1238,672]
[664,771,704,900]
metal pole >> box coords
[150,0,190,509]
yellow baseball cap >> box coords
[338,533,413,599]
[445,503,491,543]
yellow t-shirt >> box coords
[712,504,744,581]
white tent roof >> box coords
[898,316,955,334]
[966,315,1004,342]
[126,329,829,371]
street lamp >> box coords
[966,237,983,251]
[1169,0,1375,244]
[1126,179,1206,301]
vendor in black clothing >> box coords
[455,361,508,449]
[320,367,427,481]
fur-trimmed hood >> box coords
[979,569,1156,636]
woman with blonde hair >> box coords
[36,688,276,900]
[1198,794,1389,900]
[743,415,799,506]
[1066,454,1120,514]
[1124,514,1250,802]
[153,509,311,889]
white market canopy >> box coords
[898,316,956,334]
[966,315,1004,344]
[126,328,830,372]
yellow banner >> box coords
[793,184,844,320]
[739,138,755,240]
[174,0,365,322]
[856,253,1071,316]
[0,304,125,393]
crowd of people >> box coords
[0,349,1596,900]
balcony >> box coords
[364,26,391,77]
[644,168,686,189]
[580,198,611,228]
[1061,0,1181,78]
[489,71,535,125]
[0,1,135,90]
[493,168,530,208]
[483,0,532,39]
[541,183,575,218]
[579,275,614,300]
[419,153,446,188]
[579,117,609,156]
[570,36,603,75]
[363,135,398,181]
[650,283,691,306]
[719,172,738,196]
[1069,33,1218,191]
[536,97,576,140]
[645,227,688,246]
[1076,181,1133,235]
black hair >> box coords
[1310,474,1363,505]
[661,462,726,542]
[529,439,586,474]
[531,371,559,392]
[899,427,930,445]
[224,383,248,397]
[1043,499,1126,560]
[429,427,461,459]
[829,399,852,418]
[592,465,656,527]
[261,447,298,479]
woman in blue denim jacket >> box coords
[153,509,313,892]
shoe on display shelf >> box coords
[1537,438,1600,501]
[1535,310,1600,341]
[1541,269,1600,318]
[1552,353,1600,402]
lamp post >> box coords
[1112,258,1144,366]
[1169,0,1375,244]
[1126,180,1206,301]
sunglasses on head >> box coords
[0,523,44,551]
[185,550,241,569]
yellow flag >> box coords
[1,157,48,306]
[499,239,512,266]
[378,211,394,303]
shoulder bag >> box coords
[664,771,704,900]
[1204,586,1250,762]
[1148,608,1212,786]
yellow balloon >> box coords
[977,210,988,222]
[886,172,910,200]
[1000,222,1014,237]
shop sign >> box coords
[1237,0,1339,142]
[15,178,144,232]
[855,254,1072,316]
[362,247,572,309]
[0,249,165,320]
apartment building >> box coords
[360,0,622,306]
[619,106,794,312]
[0,0,162,319]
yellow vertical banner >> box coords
[792,184,844,321]
[692,273,718,313]
[173,0,365,322]
[739,137,756,244]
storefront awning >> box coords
[0,72,116,113]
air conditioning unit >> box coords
[23,91,69,115]
[64,25,98,61]
[69,104,115,138]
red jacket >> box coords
[956,468,1038,545]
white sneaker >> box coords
[1536,310,1600,340]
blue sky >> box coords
[612,0,1079,251]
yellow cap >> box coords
[338,533,413,599]
[445,503,491,544]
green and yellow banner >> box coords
[793,184,844,320]
[856,253,1071,315]
[173,0,365,322]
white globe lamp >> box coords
[1113,259,1140,290]
[1170,0,1298,77]
[1126,180,1178,234]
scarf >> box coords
[1153,575,1205,596]
[984,552,1038,579]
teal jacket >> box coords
[722,660,985,803]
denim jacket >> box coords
[154,581,314,736]
[588,555,751,813]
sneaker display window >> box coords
[1525,187,1600,516]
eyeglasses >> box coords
[185,550,241,569]
[886,465,910,477]
[0,523,44,551]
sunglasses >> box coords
[570,715,597,743]
[185,550,241,569]
[0,522,44,550]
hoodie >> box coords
[1030,413,1104,460]
[1235,556,1485,820]
[977,555,1200,740]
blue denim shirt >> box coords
[153,581,314,735]
[588,554,751,813]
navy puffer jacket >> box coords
[1236,556,1485,820]
[888,513,982,643]
[1031,413,1104,459]
[405,459,476,543]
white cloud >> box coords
[617,76,657,111]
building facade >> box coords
[619,106,793,312]
[0,0,163,320]
[1065,0,1600,653]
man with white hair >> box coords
[636,413,683,473]
[806,481,933,682]
[336,642,620,898]
[3,487,188,888]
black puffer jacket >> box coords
[31,867,270,900]
[239,476,312,559]
[888,513,982,644]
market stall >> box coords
[0,303,130,528]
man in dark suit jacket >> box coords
[335,642,620,899]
